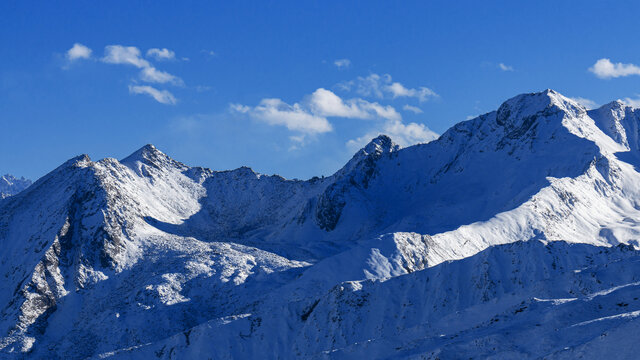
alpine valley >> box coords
[4,89,640,359]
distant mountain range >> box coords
[0,174,31,199]
[3,90,640,358]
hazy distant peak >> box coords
[0,174,32,199]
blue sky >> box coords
[3,1,640,180]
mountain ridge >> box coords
[3,89,640,358]
[0,174,32,199]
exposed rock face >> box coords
[4,90,640,358]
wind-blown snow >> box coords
[3,90,640,358]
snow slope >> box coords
[2,90,640,358]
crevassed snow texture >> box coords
[2,90,640,358]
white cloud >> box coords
[340,73,438,102]
[129,85,177,105]
[308,88,400,121]
[233,88,403,138]
[498,63,514,71]
[403,104,423,114]
[233,86,437,149]
[66,43,92,61]
[383,120,439,146]
[102,45,183,85]
[386,82,437,102]
[589,58,640,79]
[140,67,184,85]
[308,88,368,118]
[622,96,640,108]
[103,45,150,68]
[146,48,175,61]
[334,59,351,69]
[347,120,438,151]
[229,104,251,113]
[569,96,598,109]
[231,99,332,135]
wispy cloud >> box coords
[102,45,184,86]
[569,96,598,109]
[498,63,514,71]
[622,95,640,108]
[202,50,217,57]
[231,99,332,135]
[129,85,177,105]
[63,43,195,105]
[140,67,184,85]
[386,82,437,102]
[403,104,423,114]
[339,73,438,102]
[233,85,437,150]
[334,58,351,69]
[102,45,183,85]
[146,48,176,61]
[195,85,212,92]
[589,58,640,79]
[66,43,92,61]
[339,73,389,98]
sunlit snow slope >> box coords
[2,90,640,359]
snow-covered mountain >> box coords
[3,89,640,358]
[0,174,31,199]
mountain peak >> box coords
[587,100,634,147]
[361,135,399,157]
[121,144,186,172]
[601,99,627,111]
[0,174,32,199]
[129,143,162,158]
[346,135,399,168]
[63,154,92,168]
[591,100,628,116]
[336,135,399,180]
[495,89,585,131]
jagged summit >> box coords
[606,99,626,108]
[588,99,640,150]
[590,99,628,118]
[495,89,585,131]
[120,143,187,172]
[0,174,32,199]
[0,174,30,187]
[349,135,400,164]
[337,135,400,178]
[361,134,399,157]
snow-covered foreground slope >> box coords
[114,241,640,359]
[3,89,640,358]
[0,175,31,199]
